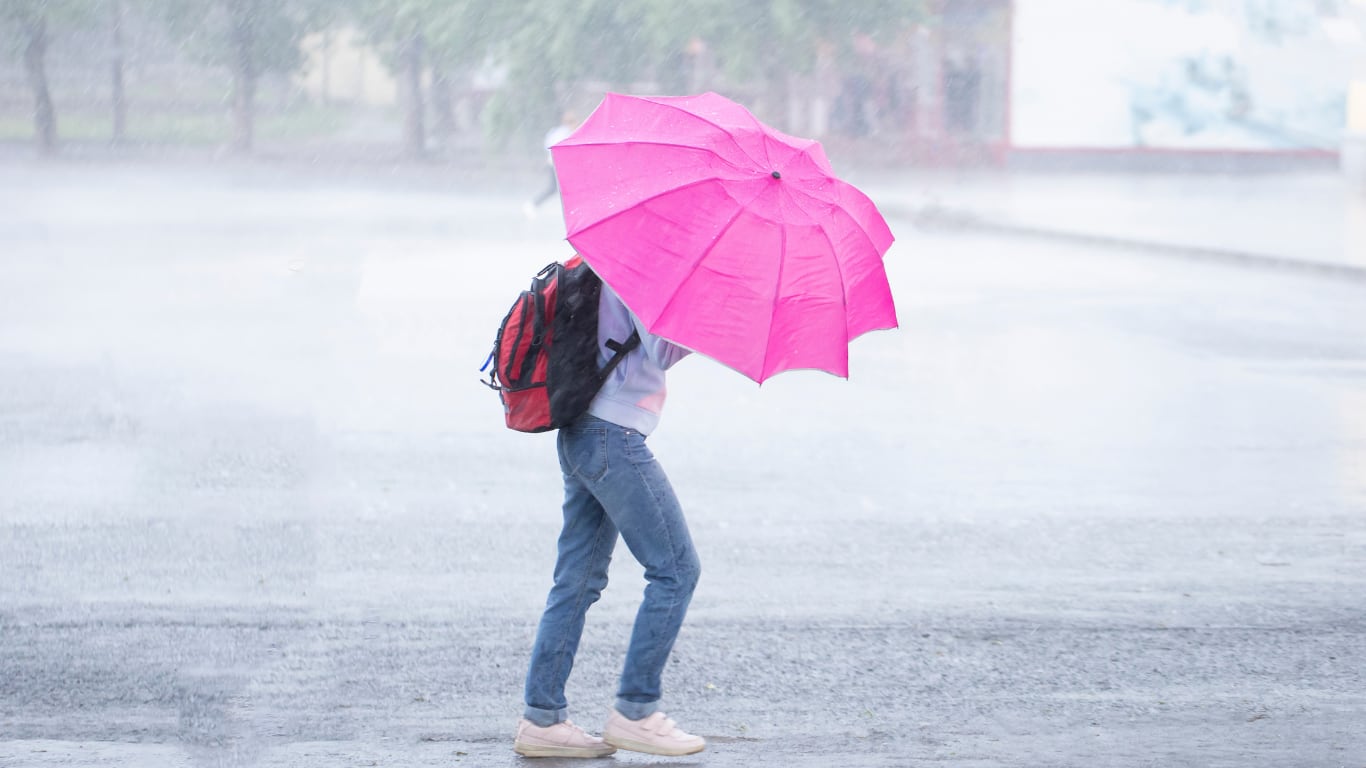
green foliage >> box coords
[422,0,504,70]
[0,103,346,144]
[679,0,928,79]
[0,0,97,25]
[1,0,106,56]
[153,0,325,76]
[347,0,501,69]
[474,0,926,145]
[479,0,702,147]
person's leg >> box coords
[522,424,619,726]
[585,425,700,720]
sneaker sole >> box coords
[513,740,616,758]
[603,734,705,757]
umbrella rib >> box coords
[644,98,770,171]
[566,177,732,241]
[787,185,900,346]
[648,198,751,330]
[644,176,779,373]
[823,200,899,334]
[787,182,887,271]
[743,103,774,171]
[571,176,761,367]
[758,213,787,381]
[830,196,887,273]
[806,201,900,358]
[557,139,753,175]
[817,210,852,343]
[782,186,856,341]
[793,139,827,172]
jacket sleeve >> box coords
[630,313,691,371]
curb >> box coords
[889,203,1366,284]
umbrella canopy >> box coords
[551,92,897,383]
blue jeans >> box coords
[523,416,701,726]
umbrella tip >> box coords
[771,170,781,179]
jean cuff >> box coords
[523,704,567,727]
[614,697,659,721]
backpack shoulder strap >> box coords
[605,329,641,355]
[599,329,641,381]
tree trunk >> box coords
[319,29,332,105]
[430,64,454,145]
[229,2,255,153]
[400,32,425,160]
[22,16,58,154]
[111,0,127,143]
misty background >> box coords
[4,0,1361,166]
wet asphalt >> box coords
[1,162,1364,767]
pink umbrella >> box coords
[551,92,897,383]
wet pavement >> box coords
[860,170,1366,275]
[1,161,1365,767]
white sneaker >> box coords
[513,718,616,758]
[522,201,538,220]
[603,710,706,756]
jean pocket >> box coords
[622,430,655,465]
[564,428,609,482]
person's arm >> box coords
[630,314,690,370]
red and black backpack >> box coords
[481,256,640,433]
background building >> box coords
[864,0,1357,168]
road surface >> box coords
[1,162,1364,767]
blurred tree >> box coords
[480,0,925,147]
[423,0,506,151]
[348,0,434,158]
[351,0,506,159]
[111,0,127,143]
[478,0,669,149]
[665,0,926,126]
[1,0,94,154]
[156,0,327,152]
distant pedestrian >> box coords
[523,111,578,219]
[512,282,706,759]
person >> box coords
[523,111,578,219]
[513,281,705,759]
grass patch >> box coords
[0,105,350,145]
